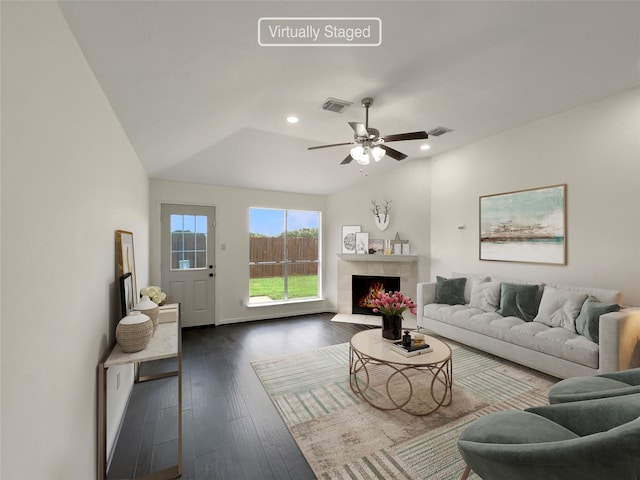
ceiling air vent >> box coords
[428,126,454,137]
[321,97,353,114]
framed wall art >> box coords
[479,184,566,265]
[119,272,135,317]
[355,232,369,254]
[368,238,384,255]
[116,230,138,300]
[341,225,361,253]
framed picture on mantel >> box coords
[341,225,361,253]
[479,184,566,265]
[355,232,369,254]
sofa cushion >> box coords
[498,282,541,322]
[533,286,588,332]
[435,276,466,305]
[452,272,490,304]
[423,304,599,368]
[575,297,621,344]
[549,283,622,305]
[469,278,501,312]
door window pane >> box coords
[171,214,207,270]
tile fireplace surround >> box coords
[337,255,418,315]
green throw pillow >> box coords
[498,282,541,322]
[435,276,467,305]
[575,296,620,344]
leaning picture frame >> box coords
[368,238,384,255]
[479,184,567,265]
[341,225,361,253]
[119,272,135,317]
[355,232,369,254]
[116,230,138,301]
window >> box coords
[249,208,321,304]
[170,214,208,270]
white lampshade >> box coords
[371,146,385,162]
[351,145,370,165]
[350,145,363,158]
[356,155,370,166]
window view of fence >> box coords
[249,208,320,303]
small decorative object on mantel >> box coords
[371,290,417,341]
[384,239,392,255]
[371,199,391,231]
[115,311,154,353]
[134,295,160,330]
[391,232,409,254]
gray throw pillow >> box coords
[435,276,466,305]
[575,296,620,344]
[498,282,541,322]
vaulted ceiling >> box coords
[59,1,640,195]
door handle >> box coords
[209,273,214,278]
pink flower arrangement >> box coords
[371,290,417,317]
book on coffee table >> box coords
[391,341,433,357]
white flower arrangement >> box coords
[140,286,167,305]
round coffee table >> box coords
[349,328,452,416]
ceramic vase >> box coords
[116,311,153,353]
[134,295,160,330]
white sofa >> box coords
[417,273,640,379]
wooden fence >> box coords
[250,237,318,278]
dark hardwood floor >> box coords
[107,313,372,480]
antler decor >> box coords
[371,199,391,231]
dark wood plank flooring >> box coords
[107,313,372,480]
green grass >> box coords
[250,275,318,301]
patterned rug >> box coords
[251,338,557,480]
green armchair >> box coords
[548,367,640,404]
[457,393,640,480]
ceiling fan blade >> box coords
[380,144,407,161]
[341,154,353,165]
[308,141,353,151]
[380,131,429,142]
[348,122,368,138]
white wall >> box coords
[430,87,640,305]
[325,158,432,312]
[149,180,329,323]
[1,3,149,478]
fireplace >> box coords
[352,275,400,315]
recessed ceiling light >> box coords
[420,144,431,151]
[286,116,299,124]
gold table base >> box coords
[349,342,452,416]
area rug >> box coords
[251,339,557,480]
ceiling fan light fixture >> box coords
[350,145,364,159]
[356,155,370,166]
[371,146,385,162]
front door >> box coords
[161,204,216,327]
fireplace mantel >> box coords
[337,254,417,263]
[337,254,419,314]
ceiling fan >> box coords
[308,97,429,166]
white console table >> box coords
[98,307,182,480]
